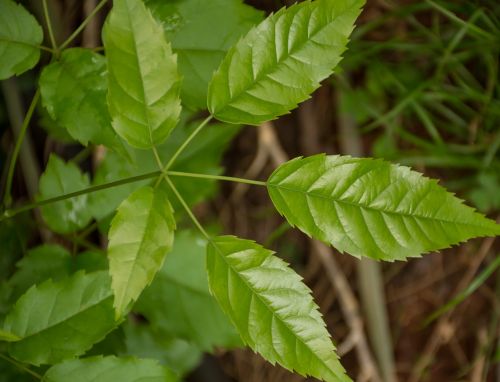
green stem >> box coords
[1,170,162,221]
[3,89,40,207]
[0,353,41,380]
[59,0,109,50]
[164,115,213,170]
[168,171,267,186]
[165,176,211,241]
[42,0,58,54]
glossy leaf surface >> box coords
[3,271,116,366]
[38,155,92,234]
[0,0,43,79]
[136,230,241,350]
[39,48,126,154]
[43,356,178,382]
[103,0,181,148]
[207,236,349,382]
[208,0,364,124]
[268,154,500,261]
[146,0,263,109]
[108,186,176,317]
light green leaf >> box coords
[145,0,263,109]
[42,356,178,382]
[135,230,241,350]
[207,0,364,125]
[0,328,20,342]
[0,0,43,79]
[207,236,349,382]
[39,48,126,155]
[267,154,500,261]
[3,271,117,366]
[108,186,175,318]
[38,155,92,234]
[103,0,182,148]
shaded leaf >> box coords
[108,186,175,317]
[267,154,500,261]
[208,0,364,124]
[146,0,263,109]
[38,155,92,234]
[43,355,178,382]
[207,235,349,382]
[3,271,117,366]
[103,0,182,148]
[0,329,19,342]
[39,48,126,154]
[0,0,43,79]
[135,230,241,350]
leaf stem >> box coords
[3,89,40,207]
[165,176,211,241]
[1,170,162,221]
[0,353,41,380]
[42,0,58,54]
[164,115,213,170]
[168,171,267,187]
[59,0,109,50]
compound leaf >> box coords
[267,154,500,261]
[38,154,92,234]
[207,236,350,382]
[145,0,263,109]
[108,186,175,318]
[43,355,178,382]
[0,0,43,79]
[103,0,181,149]
[208,0,364,124]
[39,48,126,155]
[135,230,241,351]
[3,271,116,366]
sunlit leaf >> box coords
[268,154,500,261]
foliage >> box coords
[0,0,498,380]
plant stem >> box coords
[168,171,267,186]
[1,170,266,221]
[164,115,213,170]
[0,353,41,380]
[1,170,162,221]
[59,0,108,50]
[3,89,40,207]
[165,176,211,241]
[42,0,58,54]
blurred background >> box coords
[1,0,499,381]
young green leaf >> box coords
[207,0,364,125]
[38,155,92,234]
[146,0,263,109]
[39,48,127,155]
[103,0,182,149]
[0,0,43,79]
[108,186,176,318]
[3,271,117,366]
[135,230,241,350]
[42,356,178,382]
[267,154,500,261]
[207,236,350,382]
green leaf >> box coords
[42,356,178,382]
[108,186,176,318]
[0,328,20,342]
[207,0,364,125]
[39,48,126,155]
[0,0,43,79]
[135,230,241,350]
[3,271,117,366]
[267,154,500,261]
[146,0,263,109]
[103,0,182,148]
[38,155,92,234]
[207,236,349,382]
